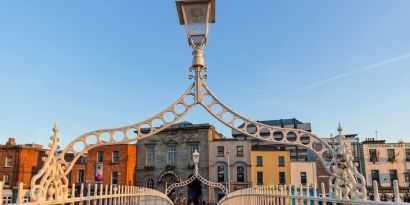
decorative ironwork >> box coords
[29,0,368,202]
[165,151,228,195]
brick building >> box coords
[68,144,137,187]
[0,138,47,203]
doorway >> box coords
[187,178,202,205]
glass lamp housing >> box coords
[176,0,215,47]
[193,150,200,164]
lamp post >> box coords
[176,0,215,104]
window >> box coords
[257,172,263,185]
[387,149,395,161]
[406,149,410,161]
[237,166,244,182]
[189,144,198,163]
[217,166,225,182]
[300,172,307,185]
[146,146,155,167]
[79,156,87,164]
[369,149,377,162]
[67,171,72,184]
[5,157,12,167]
[278,156,285,167]
[217,146,224,156]
[112,151,119,163]
[390,170,397,186]
[146,178,155,189]
[78,169,85,183]
[351,143,359,159]
[97,151,104,163]
[405,172,410,183]
[371,170,380,184]
[167,145,176,166]
[279,172,286,184]
[3,175,10,185]
[112,172,119,184]
[237,146,243,156]
[256,156,263,167]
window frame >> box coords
[112,151,120,163]
[217,166,225,182]
[236,146,244,156]
[5,157,13,167]
[256,171,263,185]
[167,144,176,166]
[387,149,395,161]
[145,146,155,167]
[278,156,285,167]
[237,166,245,182]
[97,151,104,163]
[3,175,10,185]
[279,172,286,184]
[217,146,224,156]
[78,169,85,183]
[371,170,380,184]
[390,170,398,186]
[112,171,119,185]
[300,172,307,185]
[146,178,155,189]
[256,156,263,167]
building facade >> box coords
[136,122,223,205]
[67,144,137,193]
[361,138,410,198]
[250,145,291,186]
[208,138,252,204]
[0,138,47,203]
[289,162,317,186]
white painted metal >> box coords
[1,182,172,205]
[217,182,409,205]
[165,150,228,195]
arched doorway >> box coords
[187,178,202,205]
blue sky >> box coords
[0,1,409,147]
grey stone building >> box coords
[208,138,252,204]
[136,122,223,204]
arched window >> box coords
[146,178,155,189]
[237,166,244,182]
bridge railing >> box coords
[0,181,173,205]
[218,180,409,205]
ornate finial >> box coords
[337,122,343,133]
[53,123,59,133]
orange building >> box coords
[69,144,137,186]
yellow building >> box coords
[251,145,291,186]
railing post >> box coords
[87,183,91,205]
[70,184,76,205]
[104,184,108,205]
[80,183,84,205]
[93,183,98,205]
[373,180,380,202]
[16,182,24,204]
[393,180,401,203]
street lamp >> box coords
[176,0,215,104]
[176,0,215,67]
[193,150,200,165]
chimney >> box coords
[6,138,16,145]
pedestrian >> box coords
[175,193,186,205]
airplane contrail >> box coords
[297,52,410,93]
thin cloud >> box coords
[297,52,410,93]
